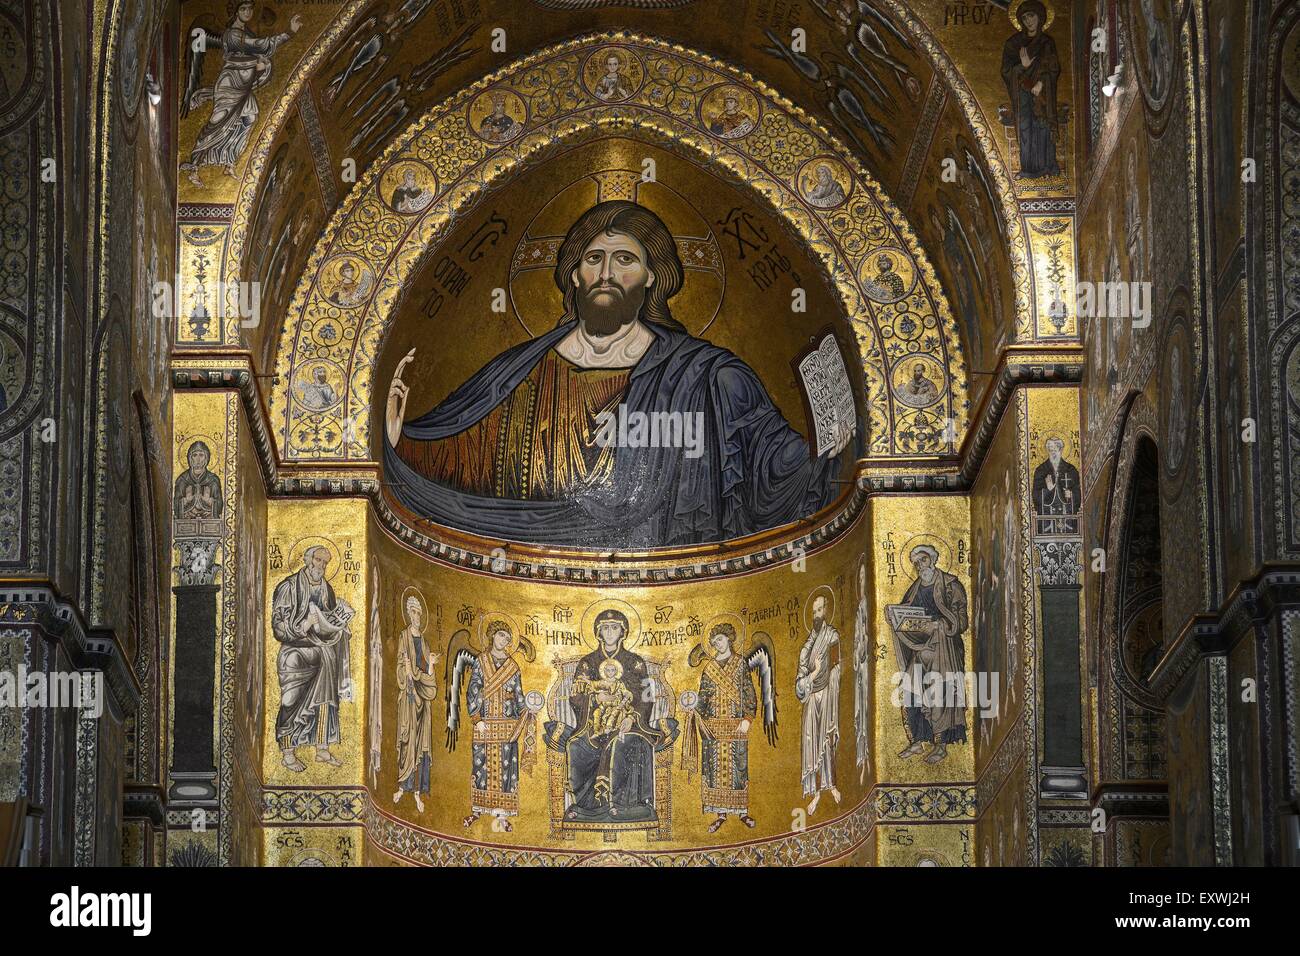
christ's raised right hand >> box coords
[386,348,416,447]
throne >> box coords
[543,656,677,842]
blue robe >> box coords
[1001,30,1061,179]
[384,320,843,548]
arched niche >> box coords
[268,34,970,478]
[1098,400,1169,785]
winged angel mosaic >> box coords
[180,2,302,187]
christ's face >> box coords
[492,629,511,652]
[573,230,654,335]
[597,620,625,649]
[306,550,330,583]
[406,597,422,627]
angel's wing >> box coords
[182,19,223,117]
[442,629,474,751]
[746,632,779,746]
[517,635,536,663]
[948,206,986,287]
[964,148,1004,237]
[687,643,708,669]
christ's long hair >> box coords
[553,200,686,331]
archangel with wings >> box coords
[180,2,302,188]
[682,621,777,832]
[444,619,539,831]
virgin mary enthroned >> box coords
[382,200,847,550]
[542,609,679,824]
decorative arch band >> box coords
[269,34,970,464]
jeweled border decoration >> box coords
[873,785,976,821]
[263,787,367,824]
[1207,654,1233,864]
[363,792,874,866]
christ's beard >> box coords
[577,283,646,336]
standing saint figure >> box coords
[1032,437,1081,533]
[446,621,536,830]
[270,545,354,772]
[1001,0,1061,179]
[180,3,303,187]
[795,592,841,814]
[1139,0,1171,101]
[852,560,871,784]
[888,545,968,765]
[393,589,438,811]
[682,623,777,832]
[1167,341,1188,468]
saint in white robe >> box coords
[795,621,841,796]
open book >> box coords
[793,329,856,459]
[886,603,931,635]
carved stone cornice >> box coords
[123,785,167,826]
[168,347,1081,582]
[171,357,278,487]
[957,349,1084,487]
[1093,781,1170,820]
[0,582,140,715]
[1150,565,1300,703]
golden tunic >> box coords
[395,350,631,500]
